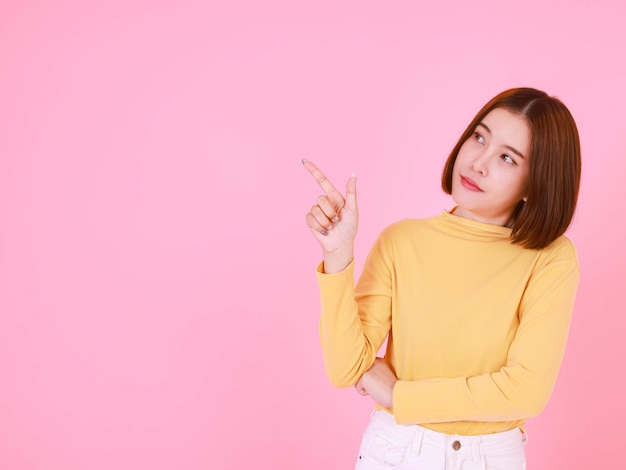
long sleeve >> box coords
[316,232,393,387]
[392,239,579,425]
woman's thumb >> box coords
[345,173,357,209]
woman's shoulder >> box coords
[537,235,578,263]
[379,215,441,237]
[374,216,446,250]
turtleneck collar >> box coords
[441,207,512,239]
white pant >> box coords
[355,410,527,470]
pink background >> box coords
[1,1,624,468]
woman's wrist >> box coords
[322,248,354,274]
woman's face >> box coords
[451,107,531,226]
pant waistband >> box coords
[371,410,526,461]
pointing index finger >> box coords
[302,160,341,200]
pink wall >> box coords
[1,1,624,468]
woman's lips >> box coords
[460,176,483,192]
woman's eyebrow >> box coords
[477,122,491,134]
[505,145,525,159]
[477,122,526,160]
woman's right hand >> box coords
[303,160,358,274]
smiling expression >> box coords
[451,107,531,226]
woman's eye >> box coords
[474,132,485,143]
[502,154,515,164]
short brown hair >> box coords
[441,88,581,250]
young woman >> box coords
[303,88,581,469]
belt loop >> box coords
[520,427,529,445]
[410,425,425,457]
[471,438,482,466]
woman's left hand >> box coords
[355,357,398,409]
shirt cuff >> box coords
[315,259,355,277]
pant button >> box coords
[452,440,461,451]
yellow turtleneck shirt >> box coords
[315,210,579,436]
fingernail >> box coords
[321,229,328,236]
[301,158,307,164]
[352,173,357,179]
[331,216,339,223]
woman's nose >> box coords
[471,153,489,175]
